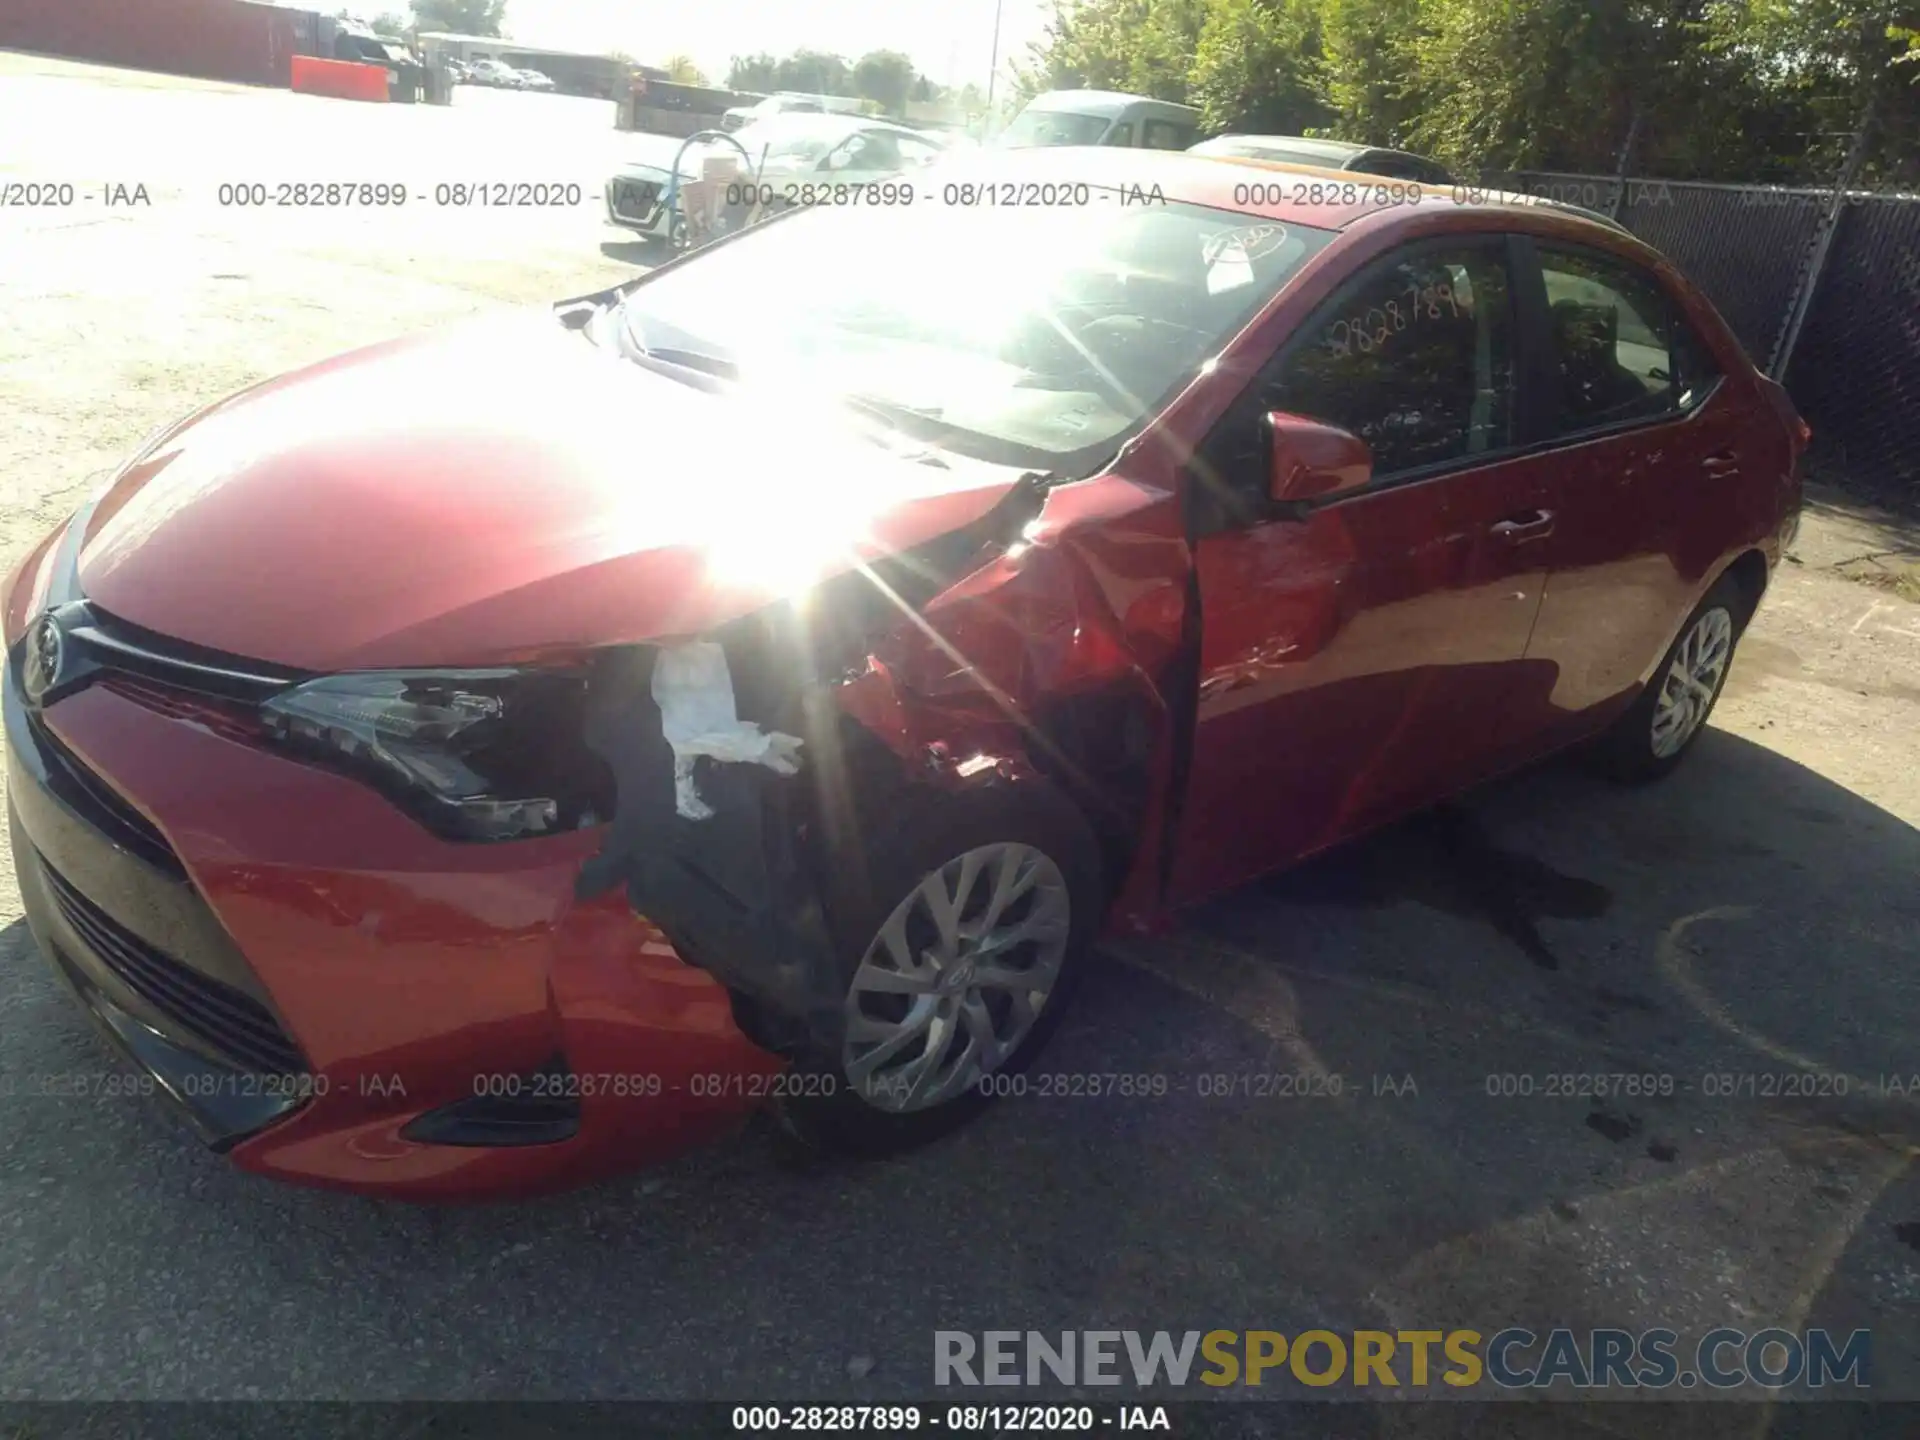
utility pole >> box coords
[1768,85,1877,380]
[1608,102,1641,221]
[984,0,1006,127]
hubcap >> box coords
[842,842,1071,1114]
[1651,607,1733,758]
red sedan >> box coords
[3,150,1805,1199]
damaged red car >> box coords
[3,149,1805,1199]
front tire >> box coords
[773,781,1103,1158]
[1591,573,1749,783]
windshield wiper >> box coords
[634,345,739,379]
[841,394,953,432]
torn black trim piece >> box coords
[573,472,1053,1066]
[400,1056,581,1148]
[575,648,847,1063]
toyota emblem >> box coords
[22,612,64,708]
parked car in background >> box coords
[465,57,523,88]
[720,93,826,132]
[606,114,949,251]
[732,114,948,196]
[1188,133,1455,185]
[998,90,1201,150]
[603,132,707,250]
[6,146,1805,1200]
[443,58,470,83]
[514,67,556,92]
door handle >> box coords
[1703,449,1741,477]
[1490,509,1555,541]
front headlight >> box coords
[260,669,612,842]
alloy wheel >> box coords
[842,842,1071,1114]
[1650,606,1734,758]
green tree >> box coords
[853,49,920,113]
[774,49,854,96]
[1393,0,1714,174]
[1015,0,1147,98]
[1130,0,1212,98]
[1318,0,1426,145]
[1189,0,1331,133]
[1010,0,1920,182]
[662,54,709,86]
[1704,0,1920,182]
[408,0,506,36]
[727,53,780,92]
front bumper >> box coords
[7,662,310,1149]
[605,173,674,236]
[4,644,782,1200]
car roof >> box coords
[1197,135,1372,164]
[737,113,918,142]
[935,147,1641,240]
[1020,89,1200,120]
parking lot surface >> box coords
[2,53,1919,1432]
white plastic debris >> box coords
[650,641,804,820]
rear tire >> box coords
[1590,573,1750,783]
[772,780,1103,1159]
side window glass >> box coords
[1268,245,1516,478]
[1143,120,1188,150]
[825,136,866,171]
[1358,156,1410,179]
[1104,122,1134,147]
[895,134,942,168]
[856,131,900,169]
[1537,247,1720,432]
[1671,309,1722,412]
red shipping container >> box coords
[0,0,315,88]
[289,53,389,101]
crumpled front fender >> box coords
[574,471,1195,1067]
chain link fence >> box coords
[1780,197,1920,506]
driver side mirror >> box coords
[1265,412,1372,510]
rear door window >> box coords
[1535,246,1723,435]
[1143,120,1193,150]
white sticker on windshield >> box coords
[1203,223,1292,266]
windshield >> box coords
[998,109,1114,148]
[610,196,1333,470]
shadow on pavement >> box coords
[2,727,1915,1412]
[598,238,663,268]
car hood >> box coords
[76,308,1033,672]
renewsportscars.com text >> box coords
[934,1328,1870,1390]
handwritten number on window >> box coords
[1323,278,1467,359]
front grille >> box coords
[98,673,263,747]
[42,861,306,1076]
[610,178,662,223]
[26,710,186,879]
[65,604,305,705]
